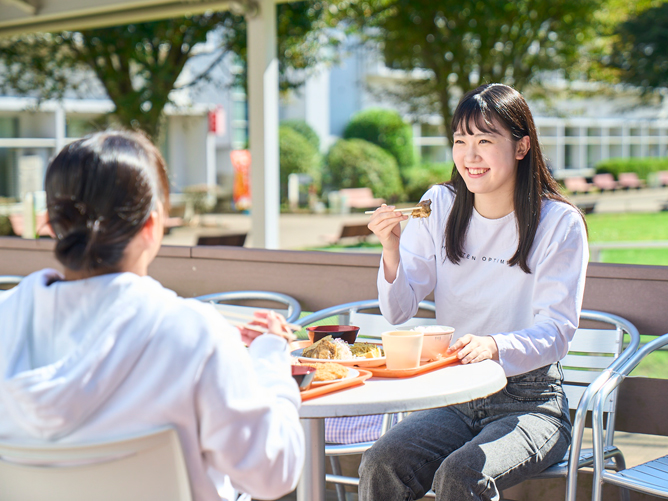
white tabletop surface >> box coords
[299,359,507,419]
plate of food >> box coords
[291,335,386,368]
[303,363,360,387]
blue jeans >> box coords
[358,363,572,501]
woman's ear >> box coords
[515,136,531,160]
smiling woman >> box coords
[362,84,590,501]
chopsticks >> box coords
[219,310,302,331]
[364,206,421,215]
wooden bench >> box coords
[326,223,373,245]
[196,233,247,247]
[339,188,385,210]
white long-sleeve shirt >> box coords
[0,270,304,501]
[378,185,588,377]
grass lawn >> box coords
[586,212,668,266]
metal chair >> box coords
[0,427,192,501]
[196,290,302,325]
[417,310,639,500]
[0,275,23,291]
[591,332,668,501]
[294,299,437,501]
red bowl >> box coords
[306,325,359,345]
[291,365,317,391]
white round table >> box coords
[297,359,507,501]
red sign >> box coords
[230,150,251,211]
[208,106,226,136]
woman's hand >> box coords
[239,311,296,346]
[368,205,408,283]
[448,334,499,364]
[367,204,408,252]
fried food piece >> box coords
[350,342,383,358]
[313,362,349,382]
[411,199,432,218]
[303,335,353,360]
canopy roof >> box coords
[0,0,281,249]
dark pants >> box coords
[358,363,572,501]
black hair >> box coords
[445,83,585,273]
[46,130,170,272]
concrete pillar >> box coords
[247,0,279,249]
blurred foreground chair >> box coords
[0,427,192,501]
[501,310,639,501]
[591,332,668,501]
[196,290,302,325]
[295,299,437,501]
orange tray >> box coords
[300,369,372,402]
[365,353,461,378]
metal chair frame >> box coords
[591,332,668,501]
[295,299,437,501]
[0,275,23,289]
[196,290,302,324]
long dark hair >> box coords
[46,130,170,272]
[445,83,584,273]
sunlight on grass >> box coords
[586,212,668,242]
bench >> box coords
[326,223,373,245]
[196,233,247,247]
[339,188,385,210]
[564,177,595,194]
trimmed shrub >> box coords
[324,138,404,202]
[343,108,414,172]
[596,157,668,181]
[403,162,454,202]
[281,119,320,152]
[280,125,319,201]
[0,215,15,237]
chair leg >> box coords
[330,455,348,501]
[612,454,630,501]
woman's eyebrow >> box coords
[453,131,499,137]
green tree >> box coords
[0,3,332,139]
[330,0,602,140]
[608,2,668,92]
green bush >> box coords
[324,138,404,201]
[403,162,454,202]
[280,125,320,201]
[0,215,15,237]
[280,119,320,152]
[595,157,668,181]
[343,108,414,172]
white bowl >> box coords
[411,325,455,362]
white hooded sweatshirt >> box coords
[0,269,304,501]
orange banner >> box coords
[230,150,251,211]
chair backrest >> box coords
[196,290,302,324]
[296,299,437,341]
[562,310,639,445]
[0,275,23,291]
[0,427,192,501]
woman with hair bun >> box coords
[0,131,304,501]
[363,84,588,500]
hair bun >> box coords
[55,229,91,271]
